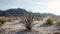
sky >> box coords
[0,0,60,15]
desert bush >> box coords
[33,17,42,21]
[0,16,7,32]
[0,16,7,26]
[21,12,39,30]
[0,17,7,24]
[54,32,60,34]
[55,20,60,31]
[56,20,60,26]
[45,16,54,25]
[12,17,18,20]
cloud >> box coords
[33,0,60,15]
[41,0,60,15]
[33,2,48,5]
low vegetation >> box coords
[45,16,55,25]
[20,16,25,23]
[0,16,7,24]
[21,12,39,30]
[33,17,43,21]
[56,20,60,26]
[0,16,7,32]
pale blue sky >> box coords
[0,0,48,12]
[0,0,60,15]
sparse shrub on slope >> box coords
[45,16,54,25]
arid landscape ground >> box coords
[0,18,60,34]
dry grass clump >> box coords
[0,16,7,24]
[54,32,60,34]
[45,16,55,25]
[0,16,7,33]
[33,17,43,21]
[12,17,19,20]
[55,20,60,30]
[56,20,60,26]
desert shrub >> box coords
[12,17,18,20]
[56,20,60,26]
[34,17,42,21]
[0,17,7,24]
[0,17,7,32]
[7,19,13,22]
[54,20,60,30]
[45,16,54,25]
[54,32,60,34]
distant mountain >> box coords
[0,8,60,17]
[33,13,60,17]
[0,10,6,16]
[0,8,28,16]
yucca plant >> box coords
[21,12,38,30]
[20,16,25,23]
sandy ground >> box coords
[0,20,60,34]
